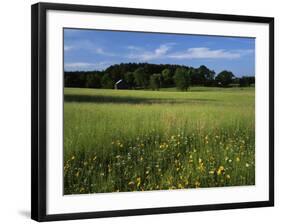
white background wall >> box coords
[0,0,279,223]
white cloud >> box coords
[127,46,142,51]
[64,45,73,51]
[155,44,170,56]
[126,44,252,61]
[64,62,112,71]
[169,47,242,59]
[127,43,174,61]
[64,40,115,56]
[233,49,254,55]
[94,47,115,56]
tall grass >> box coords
[63,87,255,194]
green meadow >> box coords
[63,87,255,194]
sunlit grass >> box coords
[63,87,255,194]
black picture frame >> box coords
[31,2,274,222]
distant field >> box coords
[63,87,255,194]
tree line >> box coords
[64,62,255,91]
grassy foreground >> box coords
[63,87,255,194]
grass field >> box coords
[63,87,255,194]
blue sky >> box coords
[64,28,255,77]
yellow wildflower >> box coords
[217,166,225,175]
[195,180,200,188]
[178,183,183,188]
[128,181,135,186]
[136,177,141,187]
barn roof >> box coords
[115,79,123,85]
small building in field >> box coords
[115,79,128,89]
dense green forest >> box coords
[64,63,255,90]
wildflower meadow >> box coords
[63,87,255,194]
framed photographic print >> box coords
[31,2,274,222]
